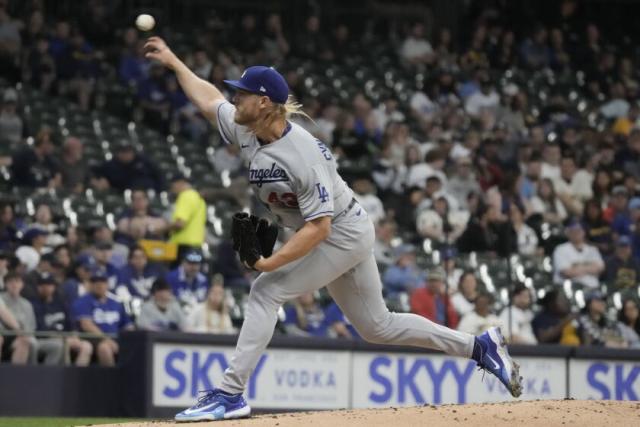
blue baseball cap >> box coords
[184,250,203,264]
[224,66,289,104]
[617,235,632,246]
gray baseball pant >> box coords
[220,205,475,394]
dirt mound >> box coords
[89,400,640,427]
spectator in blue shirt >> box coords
[62,255,94,308]
[72,270,133,366]
[116,246,164,300]
[30,273,93,366]
[283,292,327,337]
[92,241,119,290]
[382,244,426,296]
[324,302,360,339]
[165,250,208,308]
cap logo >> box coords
[259,86,266,92]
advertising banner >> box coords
[152,343,351,409]
[569,359,640,401]
[351,353,566,407]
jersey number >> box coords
[316,183,329,203]
[268,192,299,208]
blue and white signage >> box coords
[351,354,565,407]
[152,344,351,409]
[570,359,640,400]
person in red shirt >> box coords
[410,267,459,328]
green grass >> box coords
[0,418,141,427]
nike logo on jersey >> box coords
[249,162,289,187]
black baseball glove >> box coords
[231,212,278,269]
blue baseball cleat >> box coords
[475,327,523,397]
[174,388,251,422]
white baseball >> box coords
[135,14,155,31]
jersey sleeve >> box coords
[295,164,335,221]
[214,101,252,146]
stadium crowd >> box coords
[1,0,640,366]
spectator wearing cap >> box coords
[499,285,537,345]
[1,272,63,364]
[10,127,61,189]
[607,186,633,236]
[382,244,426,296]
[72,269,134,366]
[165,250,208,308]
[0,88,23,145]
[166,174,206,260]
[91,140,165,193]
[92,241,119,290]
[410,267,459,328]
[602,236,640,291]
[29,273,92,366]
[136,278,186,331]
[116,246,165,300]
[15,227,49,272]
[457,292,501,335]
[91,224,128,268]
[186,276,235,334]
[552,218,604,289]
[116,189,168,247]
[464,77,499,117]
[577,291,626,347]
[61,255,94,307]
[22,252,62,300]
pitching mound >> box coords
[88,400,640,427]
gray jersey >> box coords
[215,101,354,230]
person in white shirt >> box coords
[457,292,501,335]
[553,154,593,207]
[186,279,236,334]
[465,79,499,117]
[540,143,561,180]
[451,271,478,317]
[499,284,537,344]
[352,178,385,225]
[509,202,539,256]
[552,219,604,289]
[399,22,434,65]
